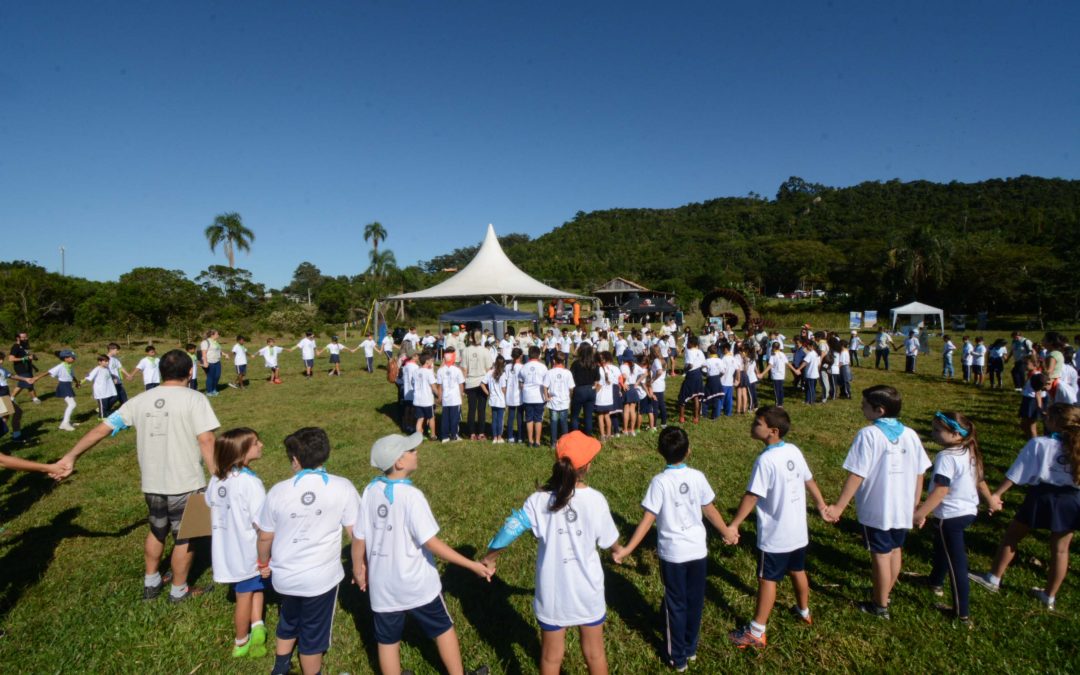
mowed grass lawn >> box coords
[2,334,1079,673]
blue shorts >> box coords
[757,546,807,582]
[524,402,545,423]
[236,364,247,375]
[304,359,314,368]
[276,586,338,656]
[329,354,341,364]
[638,396,654,414]
[55,382,76,398]
[414,405,434,420]
[16,379,34,390]
[373,594,453,645]
[863,525,907,554]
[537,614,606,632]
[234,575,266,594]
[624,389,641,404]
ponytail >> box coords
[1048,404,1080,484]
[948,412,984,481]
[542,457,580,512]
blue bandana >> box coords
[664,463,687,470]
[874,418,905,443]
[1049,432,1062,441]
[934,412,969,438]
[369,475,413,505]
[240,467,258,477]
[293,468,329,486]
[763,441,786,452]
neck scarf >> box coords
[369,475,413,504]
[874,418,905,443]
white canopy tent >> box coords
[890,301,945,335]
[384,224,589,301]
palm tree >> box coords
[367,248,397,279]
[887,224,952,298]
[205,212,255,268]
[364,221,388,256]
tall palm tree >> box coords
[205,212,255,268]
[367,248,397,279]
[364,221,388,256]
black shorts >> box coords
[757,546,807,582]
[277,586,338,655]
[863,525,907,554]
[144,491,195,543]
[374,594,454,645]
[1015,483,1080,532]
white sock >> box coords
[988,573,1001,586]
[144,572,162,587]
[251,620,265,629]
[797,606,810,618]
[170,583,188,598]
[235,634,250,646]
[749,620,767,637]
[62,398,76,426]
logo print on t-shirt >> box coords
[787,460,796,471]
[679,483,689,494]
[154,398,165,409]
[217,486,227,498]
[377,504,389,518]
[1056,454,1069,466]
[301,491,316,506]
[565,507,578,523]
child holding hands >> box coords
[613,426,735,669]
[354,432,492,675]
[726,406,832,648]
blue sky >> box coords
[2,1,1077,288]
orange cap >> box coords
[556,431,601,470]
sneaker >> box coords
[858,601,890,620]
[232,640,251,658]
[441,438,449,443]
[142,581,164,601]
[1031,588,1056,610]
[930,585,944,597]
[58,422,76,431]
[968,572,1000,593]
[789,605,813,625]
[168,586,193,603]
[728,625,767,649]
[32,397,42,404]
[669,662,688,672]
[227,383,239,389]
[249,624,267,657]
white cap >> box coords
[370,432,423,472]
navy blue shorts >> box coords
[145,382,158,390]
[638,396,655,415]
[276,586,338,655]
[524,402,545,423]
[624,389,641,404]
[236,364,247,375]
[373,594,453,645]
[414,405,434,420]
[863,525,907,554]
[329,354,341,364]
[16,379,34,390]
[1019,397,1043,420]
[757,546,807,582]
[537,613,606,632]
[1015,483,1080,532]
[234,575,267,594]
[971,364,983,375]
[55,382,75,398]
[304,359,314,368]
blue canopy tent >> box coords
[439,303,536,323]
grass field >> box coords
[2,333,1078,674]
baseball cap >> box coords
[370,432,423,472]
[58,349,76,359]
[556,431,601,470]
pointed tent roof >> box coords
[385,224,588,300]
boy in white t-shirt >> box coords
[185,343,200,389]
[230,335,249,389]
[543,352,574,448]
[767,342,788,407]
[290,331,318,378]
[519,346,549,447]
[354,433,492,675]
[410,353,439,439]
[726,406,831,649]
[132,345,161,391]
[354,333,378,373]
[84,354,118,419]
[256,338,284,384]
[828,385,932,619]
[436,348,465,442]
[614,427,735,669]
[106,342,132,405]
[255,427,362,675]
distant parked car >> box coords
[774,292,786,298]
[792,289,810,299]
[812,289,826,298]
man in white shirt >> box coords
[59,349,220,603]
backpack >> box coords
[386,356,400,384]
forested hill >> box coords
[425,176,1080,316]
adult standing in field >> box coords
[9,332,41,404]
[462,330,493,440]
[874,326,895,370]
[200,329,224,397]
[56,349,220,603]
[569,343,600,435]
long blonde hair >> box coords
[1048,404,1080,484]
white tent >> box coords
[384,224,588,301]
[890,301,945,335]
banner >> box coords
[863,310,878,328]
[849,312,862,330]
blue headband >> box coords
[934,412,969,438]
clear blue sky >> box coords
[3,1,1078,288]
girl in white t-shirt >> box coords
[677,336,705,424]
[913,412,993,623]
[47,350,79,431]
[205,428,269,658]
[481,356,510,443]
[505,348,525,444]
[317,336,347,377]
[483,432,623,675]
[794,341,821,405]
[594,352,620,441]
[646,346,668,429]
[970,404,1080,610]
[620,355,645,436]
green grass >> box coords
[2,335,1079,674]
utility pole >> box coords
[59,246,65,275]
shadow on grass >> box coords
[605,512,666,662]
[0,421,49,457]
[0,464,60,522]
[444,544,538,674]
[0,506,142,622]
[336,545,381,675]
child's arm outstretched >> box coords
[612,509,656,564]
[702,502,737,544]
[827,472,864,522]
[424,535,494,581]
[805,479,834,522]
[0,453,68,478]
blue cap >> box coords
[58,349,76,359]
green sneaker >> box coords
[232,640,251,658]
[249,624,268,658]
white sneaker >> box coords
[968,572,1000,593]
[58,422,76,431]
[32,397,42,404]
[1031,588,1056,610]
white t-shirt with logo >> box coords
[520,360,549,404]
[720,354,739,386]
[483,369,508,408]
[257,345,283,368]
[255,473,360,597]
[930,449,980,519]
[650,358,667,393]
[1005,436,1077,487]
[296,338,317,360]
[324,342,345,356]
[84,365,117,400]
[523,487,619,626]
[205,468,266,583]
[746,442,813,553]
[381,335,395,354]
[231,344,248,366]
[641,466,716,563]
[595,364,620,407]
[504,364,523,406]
[359,339,377,357]
[354,481,442,612]
[108,356,124,381]
[842,425,932,530]
[401,361,419,401]
[437,365,465,407]
[498,338,514,361]
[136,357,161,385]
[411,367,437,407]
[543,367,574,411]
[800,351,820,379]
